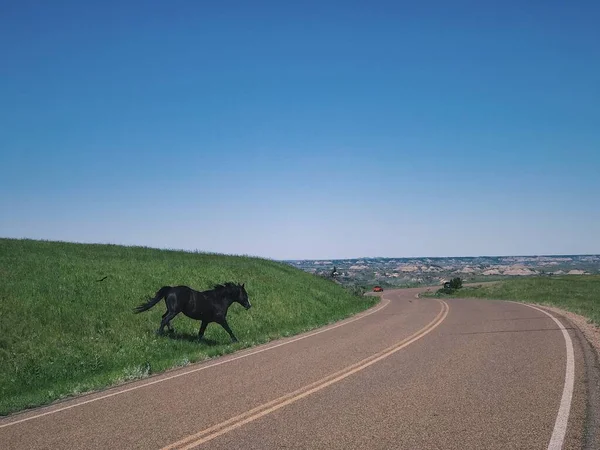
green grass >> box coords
[428,276,600,326]
[0,238,376,416]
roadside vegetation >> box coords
[0,238,376,416]
[427,275,600,326]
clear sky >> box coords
[1,1,599,260]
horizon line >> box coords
[2,237,599,262]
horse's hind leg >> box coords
[157,293,181,335]
[157,311,179,335]
[217,319,238,343]
[161,311,174,333]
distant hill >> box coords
[287,255,600,288]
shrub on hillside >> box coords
[437,277,463,295]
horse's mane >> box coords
[212,282,242,291]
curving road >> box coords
[2,288,598,449]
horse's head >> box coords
[237,283,251,310]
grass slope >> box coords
[0,238,376,416]
[433,276,600,326]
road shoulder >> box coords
[533,305,600,450]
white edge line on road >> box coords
[0,295,392,429]
[512,302,575,450]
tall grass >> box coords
[0,238,376,416]
[438,276,600,325]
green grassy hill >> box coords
[0,238,376,416]
[428,275,600,326]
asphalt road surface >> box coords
[2,287,599,449]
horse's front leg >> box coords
[198,321,208,340]
[218,319,238,343]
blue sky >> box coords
[1,1,599,259]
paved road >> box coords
[1,288,597,449]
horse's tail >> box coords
[133,286,171,313]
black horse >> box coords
[134,282,251,342]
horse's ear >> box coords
[242,283,245,288]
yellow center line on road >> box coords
[163,299,449,450]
